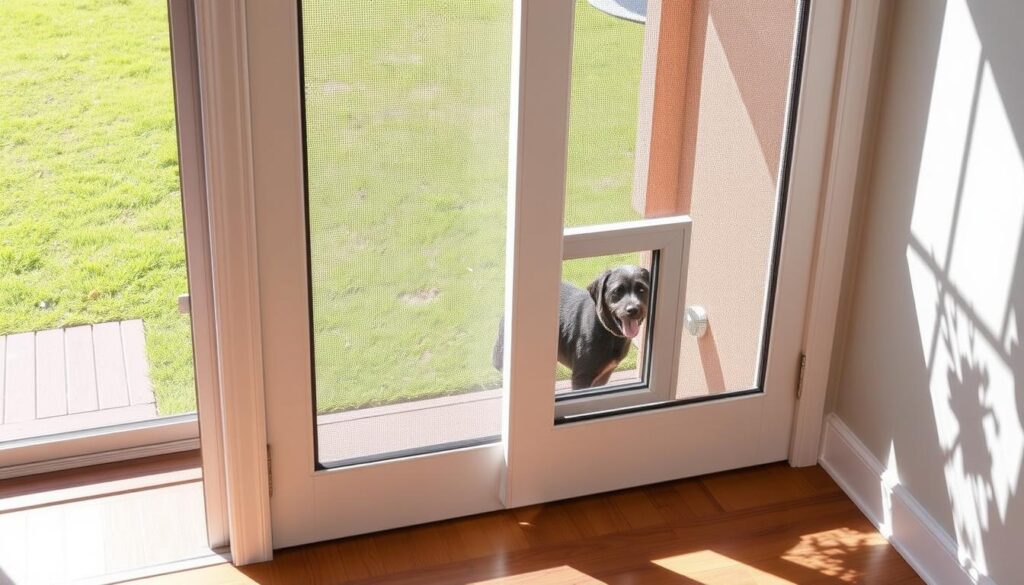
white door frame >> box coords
[191,0,272,565]
[196,0,875,565]
[167,0,230,550]
[246,0,508,550]
[500,0,845,507]
[790,0,886,466]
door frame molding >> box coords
[192,0,272,565]
[168,0,230,551]
[789,0,887,467]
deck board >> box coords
[121,320,155,407]
[0,320,158,443]
[35,328,67,419]
[4,333,36,424]
[93,322,130,410]
[65,325,99,415]
[0,404,158,442]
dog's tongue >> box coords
[621,318,640,339]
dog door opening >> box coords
[554,251,656,395]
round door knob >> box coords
[684,305,708,338]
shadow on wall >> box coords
[837,0,1024,582]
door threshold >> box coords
[0,415,200,479]
[0,450,202,514]
[80,549,231,585]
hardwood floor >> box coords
[135,463,922,584]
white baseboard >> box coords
[819,414,991,585]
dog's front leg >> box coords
[570,370,595,390]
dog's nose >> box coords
[625,305,639,317]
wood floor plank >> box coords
[302,544,351,584]
[125,464,922,585]
[645,478,722,523]
[93,322,130,410]
[65,324,99,414]
[34,327,67,419]
[372,523,452,576]
[700,463,824,512]
[792,463,845,496]
[606,488,666,530]
[511,502,586,548]
[561,493,630,537]
[3,332,36,424]
[448,510,530,563]
[468,566,605,584]
[329,534,387,581]
[121,319,156,407]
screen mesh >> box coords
[301,0,512,465]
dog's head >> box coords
[587,265,651,339]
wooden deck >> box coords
[0,320,157,443]
[315,371,642,464]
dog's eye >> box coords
[636,285,647,295]
[611,285,625,298]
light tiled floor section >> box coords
[0,453,211,585]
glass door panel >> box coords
[552,0,806,419]
[300,1,512,466]
[564,0,647,227]
[502,0,837,509]
[0,0,201,462]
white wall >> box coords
[831,0,1024,582]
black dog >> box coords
[492,265,651,389]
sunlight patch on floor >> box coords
[781,528,888,583]
[469,565,605,584]
[653,550,793,584]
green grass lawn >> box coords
[0,0,643,416]
[0,0,195,415]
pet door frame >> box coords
[553,216,691,419]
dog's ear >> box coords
[587,270,609,305]
[639,267,651,287]
[588,270,619,334]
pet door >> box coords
[554,216,690,420]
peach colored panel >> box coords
[635,1,798,396]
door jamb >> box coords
[192,0,273,564]
[789,0,886,467]
[167,0,229,550]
